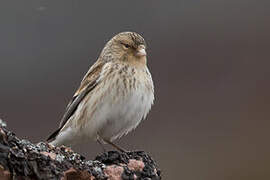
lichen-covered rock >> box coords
[0,120,161,180]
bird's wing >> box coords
[47,60,105,142]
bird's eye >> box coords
[123,44,130,48]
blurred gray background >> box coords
[1,0,270,179]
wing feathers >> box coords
[47,61,104,142]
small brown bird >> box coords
[47,32,154,151]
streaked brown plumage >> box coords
[47,32,154,151]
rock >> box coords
[0,121,161,180]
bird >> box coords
[47,32,154,152]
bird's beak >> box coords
[135,45,147,57]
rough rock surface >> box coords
[0,120,161,180]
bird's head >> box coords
[100,32,147,65]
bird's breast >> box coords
[80,64,154,141]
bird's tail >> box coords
[46,128,61,142]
